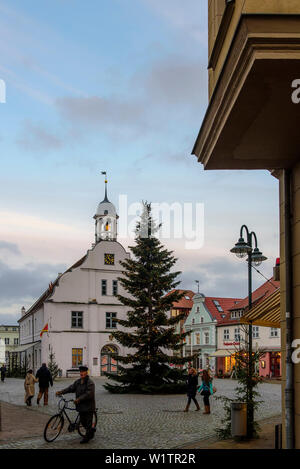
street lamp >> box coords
[230,224,267,438]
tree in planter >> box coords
[104,202,194,394]
[48,350,62,381]
[215,325,265,439]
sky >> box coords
[0,0,279,324]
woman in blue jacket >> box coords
[198,369,213,414]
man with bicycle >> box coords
[56,365,96,444]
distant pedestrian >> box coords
[56,365,96,444]
[0,364,7,382]
[36,363,53,406]
[198,369,214,414]
[24,369,38,406]
[184,367,200,412]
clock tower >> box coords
[94,173,118,243]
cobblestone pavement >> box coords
[0,377,281,449]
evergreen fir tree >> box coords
[104,202,193,393]
[48,350,61,381]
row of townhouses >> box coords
[169,276,281,378]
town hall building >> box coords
[18,178,131,377]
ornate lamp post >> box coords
[230,225,267,438]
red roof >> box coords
[166,289,195,309]
[229,277,280,311]
[204,297,242,323]
[217,277,280,326]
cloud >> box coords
[178,256,270,299]
[54,55,207,143]
[16,120,63,152]
[0,240,21,255]
[0,259,66,302]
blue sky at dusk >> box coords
[0,0,279,324]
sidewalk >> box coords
[178,415,282,449]
[0,401,50,443]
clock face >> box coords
[104,253,115,265]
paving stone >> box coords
[0,377,281,449]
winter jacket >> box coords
[61,376,95,413]
[24,373,38,402]
[186,374,198,398]
[36,365,53,388]
[198,379,213,395]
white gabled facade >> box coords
[19,180,132,377]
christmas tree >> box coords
[48,350,62,381]
[104,202,193,394]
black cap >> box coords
[79,365,88,372]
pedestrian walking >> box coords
[184,367,200,412]
[0,364,7,382]
[56,365,96,444]
[36,363,53,406]
[24,369,38,406]
[198,369,214,414]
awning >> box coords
[209,349,235,358]
[11,341,41,353]
[240,289,280,328]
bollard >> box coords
[231,402,247,438]
[275,423,282,449]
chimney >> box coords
[21,306,26,316]
[273,258,280,281]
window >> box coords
[113,280,118,296]
[196,306,200,313]
[12,327,17,331]
[196,333,200,345]
[102,279,107,296]
[204,332,209,345]
[71,311,83,328]
[106,312,117,329]
[270,328,279,338]
[14,338,18,345]
[4,338,9,345]
[192,318,195,324]
[213,300,223,312]
[253,326,259,338]
[224,329,229,340]
[234,328,240,342]
[72,348,83,367]
[200,316,204,324]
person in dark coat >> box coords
[36,363,53,406]
[184,367,200,412]
[0,364,7,382]
[56,365,96,444]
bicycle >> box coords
[44,397,98,443]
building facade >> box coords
[184,293,241,373]
[0,325,19,365]
[18,181,132,377]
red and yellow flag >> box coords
[40,323,49,337]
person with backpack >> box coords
[184,367,200,412]
[36,363,53,406]
[198,369,214,414]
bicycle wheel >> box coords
[44,414,64,442]
[78,411,98,437]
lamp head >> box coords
[230,237,252,259]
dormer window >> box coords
[213,300,223,312]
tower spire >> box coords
[101,171,109,202]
